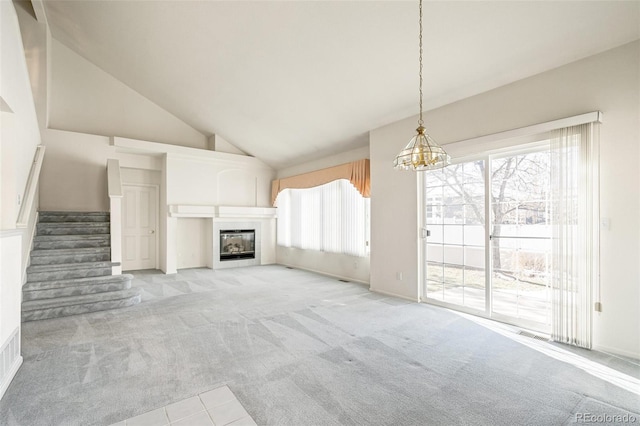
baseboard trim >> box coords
[592,343,640,362]
[369,287,419,302]
[277,263,369,286]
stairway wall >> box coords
[1,1,42,401]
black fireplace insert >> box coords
[220,229,255,261]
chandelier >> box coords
[394,0,450,171]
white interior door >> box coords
[122,185,158,271]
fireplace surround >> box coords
[167,205,275,272]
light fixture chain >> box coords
[418,0,423,126]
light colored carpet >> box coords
[1,265,638,425]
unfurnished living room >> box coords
[1,1,639,425]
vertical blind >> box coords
[276,179,370,257]
[550,122,599,349]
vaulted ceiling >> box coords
[43,1,639,169]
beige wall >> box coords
[370,41,640,358]
[49,40,207,150]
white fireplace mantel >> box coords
[168,205,276,219]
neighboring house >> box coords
[1,0,638,402]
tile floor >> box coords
[110,386,257,426]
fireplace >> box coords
[220,229,255,261]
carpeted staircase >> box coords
[22,211,141,322]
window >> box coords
[276,179,370,257]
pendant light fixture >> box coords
[394,0,450,171]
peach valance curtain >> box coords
[271,159,370,206]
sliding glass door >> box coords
[425,161,486,311]
[423,146,552,332]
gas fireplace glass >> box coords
[220,229,255,261]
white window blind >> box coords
[276,179,370,257]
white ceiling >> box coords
[43,1,639,169]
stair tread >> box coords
[31,247,111,256]
[22,288,141,311]
[40,211,109,215]
[38,222,110,227]
[34,234,110,241]
[24,274,134,291]
[27,261,118,273]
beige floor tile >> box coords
[170,410,214,426]
[199,385,236,410]
[126,407,168,426]
[208,399,249,426]
[226,416,258,426]
[165,396,205,423]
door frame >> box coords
[121,183,160,271]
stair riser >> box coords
[39,215,109,223]
[30,253,111,266]
[27,267,112,282]
[23,274,134,292]
[23,281,131,301]
[37,226,110,236]
[33,239,110,250]
[22,294,141,322]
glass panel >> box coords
[444,205,464,224]
[425,186,443,201]
[464,204,484,225]
[491,271,519,317]
[427,225,444,243]
[464,246,485,269]
[443,283,464,306]
[425,169,444,187]
[443,264,462,286]
[489,150,551,330]
[463,266,485,311]
[463,161,485,183]
[424,159,487,311]
[443,225,463,245]
[426,280,444,300]
[425,244,443,263]
[425,205,443,224]
[426,261,444,282]
[443,245,463,266]
[463,225,484,246]
[462,182,484,204]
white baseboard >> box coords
[592,343,640,362]
[278,263,370,286]
[369,287,419,302]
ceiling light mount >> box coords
[394,0,450,171]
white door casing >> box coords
[122,184,158,271]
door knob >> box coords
[149,230,155,234]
